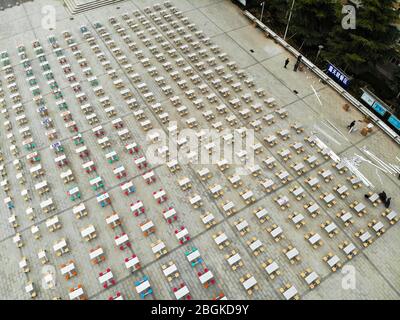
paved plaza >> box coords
[0,0,399,300]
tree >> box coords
[323,0,400,76]
[290,0,340,49]
[261,0,292,32]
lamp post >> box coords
[316,45,324,63]
[284,0,296,40]
[260,1,266,23]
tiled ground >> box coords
[0,0,399,300]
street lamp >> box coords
[260,1,266,23]
[316,45,324,63]
[284,0,296,41]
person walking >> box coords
[347,120,356,133]
[284,58,289,69]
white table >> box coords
[115,234,129,246]
[283,286,298,300]
[186,250,200,262]
[242,277,257,290]
[199,270,213,284]
[227,253,241,266]
[308,233,321,245]
[136,280,150,294]
[175,228,189,240]
[89,247,104,260]
[174,286,189,300]
[235,220,249,232]
[69,287,84,300]
[163,264,177,277]
[249,239,262,252]
[99,271,113,284]
[265,262,279,275]
[270,226,283,238]
[152,242,166,254]
[286,248,299,260]
[305,272,319,285]
[327,255,340,268]
[214,233,228,245]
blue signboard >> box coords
[388,115,400,131]
[327,63,350,89]
[371,101,387,116]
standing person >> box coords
[284,58,290,69]
[379,191,387,202]
[293,55,302,72]
[385,197,391,209]
[347,120,356,133]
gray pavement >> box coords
[0,0,399,300]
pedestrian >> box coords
[378,191,387,202]
[293,55,302,72]
[284,58,289,69]
[385,197,391,209]
[347,120,356,133]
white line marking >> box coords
[311,85,322,106]
[314,125,341,145]
[376,168,383,186]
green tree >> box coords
[323,0,400,76]
[290,0,340,49]
[251,0,291,32]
